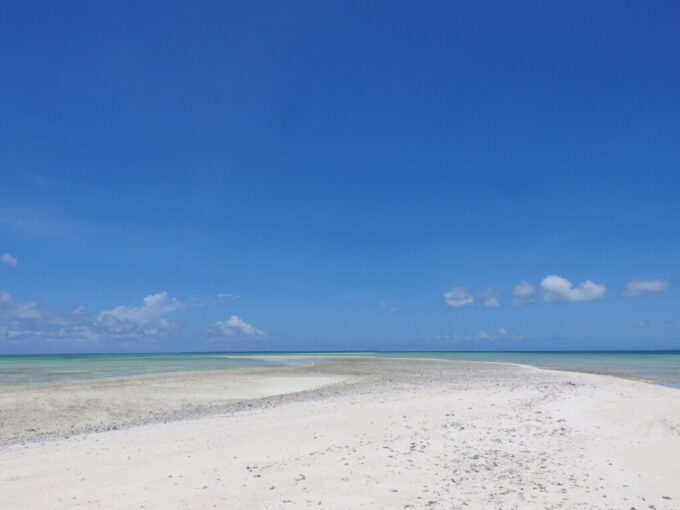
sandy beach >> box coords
[1,358,679,509]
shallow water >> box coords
[0,353,285,387]
[1,351,679,388]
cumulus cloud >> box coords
[479,288,500,308]
[215,315,267,339]
[540,275,606,302]
[0,289,269,349]
[99,292,181,326]
[0,289,101,346]
[623,279,669,297]
[3,290,184,346]
[511,281,536,307]
[1,253,17,267]
[443,287,474,309]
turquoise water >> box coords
[0,353,286,387]
[1,351,679,388]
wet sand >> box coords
[1,358,679,509]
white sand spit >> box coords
[1,358,679,509]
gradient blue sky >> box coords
[1,1,679,353]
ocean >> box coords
[1,351,679,388]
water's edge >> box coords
[1,351,679,389]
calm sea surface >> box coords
[1,351,679,388]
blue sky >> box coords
[1,1,679,353]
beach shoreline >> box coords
[0,356,676,445]
[2,357,679,509]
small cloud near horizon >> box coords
[99,292,182,326]
[443,287,474,309]
[435,327,519,342]
[623,279,669,297]
[511,281,536,307]
[1,253,17,267]
[215,315,267,339]
[479,288,500,308]
[217,293,240,302]
[540,275,606,302]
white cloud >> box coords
[511,281,536,307]
[540,275,606,302]
[0,290,43,320]
[479,288,500,308]
[1,253,17,267]
[475,328,518,340]
[0,293,155,347]
[0,290,270,349]
[633,320,652,329]
[623,279,669,297]
[217,293,240,302]
[99,292,181,326]
[215,315,267,339]
[513,281,536,297]
[438,328,519,342]
[443,287,474,309]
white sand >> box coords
[0,369,352,444]
[1,358,679,509]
